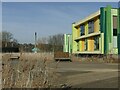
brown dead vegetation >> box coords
[2,53,61,88]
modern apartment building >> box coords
[71,5,120,55]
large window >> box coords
[113,29,117,36]
[94,36,99,50]
[113,16,117,29]
[113,16,117,36]
[80,24,85,36]
[113,16,118,48]
[88,20,94,34]
[84,39,87,51]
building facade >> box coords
[71,5,119,55]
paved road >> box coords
[48,61,119,88]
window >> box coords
[113,29,117,36]
[113,16,117,29]
[88,20,94,34]
[80,24,85,36]
[113,16,117,36]
[84,39,87,51]
[94,36,99,50]
[113,16,117,48]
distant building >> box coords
[63,34,72,53]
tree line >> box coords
[37,34,64,52]
[0,31,64,52]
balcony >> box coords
[75,31,100,41]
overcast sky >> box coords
[2,2,118,44]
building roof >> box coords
[74,10,100,27]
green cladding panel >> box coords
[118,34,120,55]
[100,7,106,54]
[118,2,120,34]
[63,34,72,53]
[100,7,106,33]
[101,5,112,54]
[106,5,112,54]
[100,5,115,54]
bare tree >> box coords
[37,34,64,52]
[0,31,18,47]
[1,31,13,42]
[37,37,48,52]
[48,34,64,46]
[48,34,64,52]
[37,37,48,44]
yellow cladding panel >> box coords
[74,28,77,38]
[80,39,85,51]
[72,24,78,53]
[94,16,100,33]
[73,27,79,39]
[88,37,94,51]
[85,22,88,35]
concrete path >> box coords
[66,71,118,87]
[49,62,119,88]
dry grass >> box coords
[71,54,119,63]
[1,52,119,88]
[2,52,61,88]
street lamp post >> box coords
[35,32,36,47]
